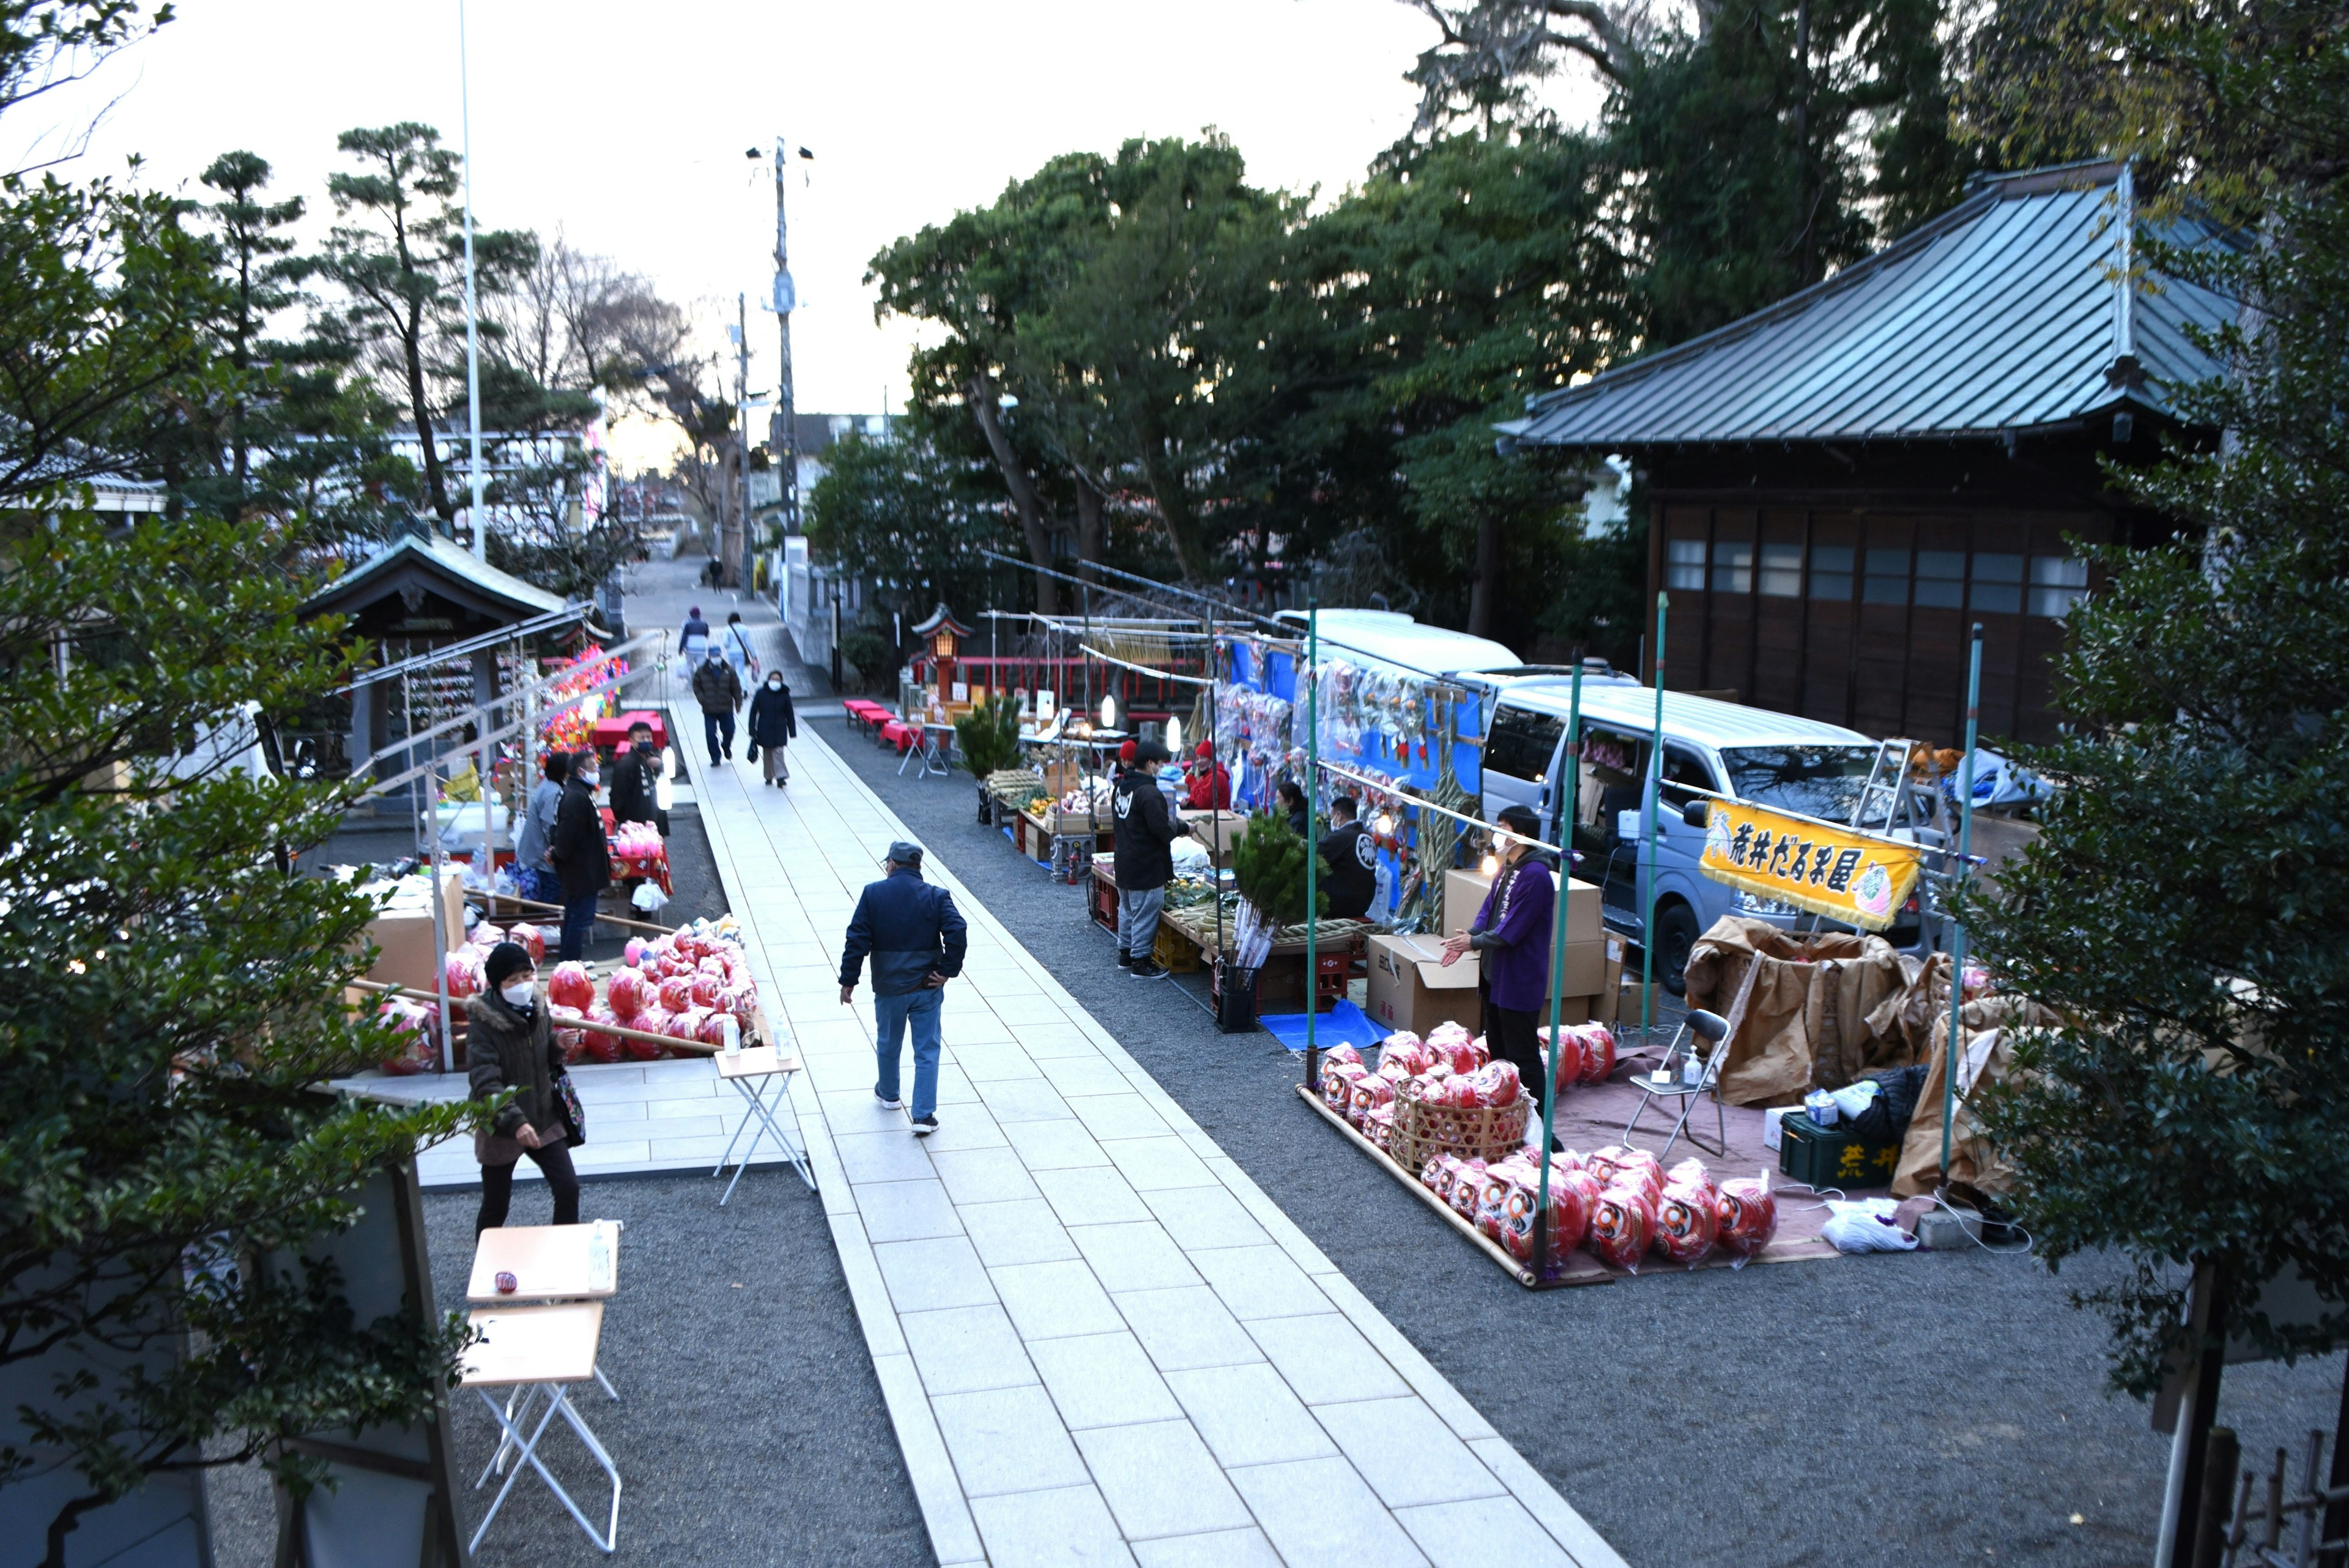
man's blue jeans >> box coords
[704,708,735,764]
[873,986,943,1119]
[559,893,598,962]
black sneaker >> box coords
[911,1115,938,1137]
[1129,961,1168,980]
[1116,950,1133,967]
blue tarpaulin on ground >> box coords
[1257,999,1385,1053]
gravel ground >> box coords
[825,716,2340,1568]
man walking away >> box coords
[722,610,760,683]
[839,841,967,1136]
[692,647,745,767]
[547,748,610,961]
[1317,793,1378,921]
[748,670,798,787]
[512,749,568,905]
[609,719,661,828]
[1112,740,1191,979]
[680,603,712,662]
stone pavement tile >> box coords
[930,1384,1090,1498]
[1068,1221,1203,1293]
[819,1088,913,1134]
[1115,1285,1264,1373]
[643,1095,726,1123]
[1465,1437,1633,1568]
[1102,1135,1218,1191]
[938,1008,1016,1046]
[1393,1497,1576,1568]
[916,1105,1009,1152]
[873,1236,997,1314]
[1074,1419,1255,1540]
[1042,1167,1153,1228]
[1226,1457,1431,1568]
[1000,1118,1110,1171]
[990,1259,1127,1341]
[959,1197,1083,1268]
[1245,1314,1412,1407]
[870,1351,988,1565]
[1313,1397,1508,1510]
[967,1484,1138,1568]
[1140,1186,1272,1252]
[930,1146,1042,1205]
[801,1050,875,1094]
[1188,1244,1332,1323]
[1015,1023,1102,1060]
[1069,1093,1174,1143]
[990,994,1077,1025]
[899,1303,1040,1397]
[1129,1528,1284,1568]
[1027,1331,1184,1431]
[1312,1274,1497,1444]
[855,1178,965,1244]
[832,1129,937,1184]
[951,1041,1039,1083]
[1163,1362,1341,1468]
[1036,1053,1132,1098]
[976,1075,1077,1123]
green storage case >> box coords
[1778,1112,1902,1190]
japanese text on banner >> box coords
[1695,799,1923,930]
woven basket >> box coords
[1390,1077,1531,1172]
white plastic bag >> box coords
[631,882,671,914]
[1821,1198,1918,1254]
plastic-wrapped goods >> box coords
[548,1004,587,1064]
[697,954,729,979]
[376,999,440,1076]
[1364,1104,1397,1151]
[1379,1030,1423,1059]
[624,937,650,967]
[1537,1027,1583,1094]
[716,982,758,1019]
[1575,1023,1617,1085]
[689,972,724,1009]
[1585,1145,1664,1205]
[1655,1161,1721,1265]
[581,1005,624,1065]
[1476,1156,1539,1239]
[1423,1153,1465,1200]
[656,975,694,1013]
[1589,1184,1657,1271]
[1715,1172,1779,1265]
[1448,1158,1489,1221]
[546,961,595,1012]
[629,1006,674,1061]
[695,1010,734,1050]
[442,949,481,1000]
[1465,1060,1523,1108]
[1428,1034,1488,1076]
[467,923,507,949]
[605,967,648,1020]
[1501,1165,1595,1267]
[1324,1061,1368,1114]
[1381,1038,1434,1078]
[507,922,547,962]
[668,1006,711,1044]
[1348,1074,1395,1128]
[1323,1042,1364,1071]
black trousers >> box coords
[1485,1000,1551,1117]
[477,1140,582,1233]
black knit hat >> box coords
[482,941,534,990]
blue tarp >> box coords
[1256,998,1385,1054]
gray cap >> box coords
[886,841,924,866]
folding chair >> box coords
[1620,1008,1732,1160]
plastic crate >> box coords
[1152,923,1201,974]
[1776,1112,1901,1189]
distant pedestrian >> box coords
[839,842,967,1137]
[469,941,582,1233]
[681,603,711,663]
[1112,740,1192,978]
[692,648,745,766]
[547,748,610,962]
[721,610,760,683]
[747,670,798,787]
[1277,778,1309,839]
[513,749,568,906]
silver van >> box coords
[1476,683,1936,992]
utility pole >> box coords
[771,136,800,584]
[731,294,751,589]
[458,0,486,558]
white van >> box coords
[1477,683,1937,992]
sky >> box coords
[13,0,1526,473]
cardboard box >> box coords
[361,871,466,993]
[1593,936,1630,1023]
[1442,867,1602,949]
[1365,933,1481,1037]
[1179,809,1247,869]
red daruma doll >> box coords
[1715,1170,1779,1265]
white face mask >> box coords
[768,678,782,689]
[577,769,599,787]
[500,980,535,1008]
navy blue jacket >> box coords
[840,865,968,996]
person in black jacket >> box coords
[608,719,661,828]
[1277,779,1310,840]
[746,671,798,787]
[468,942,582,1232]
[839,842,968,1135]
[691,649,744,766]
[547,748,610,961]
[1318,794,1378,920]
[1112,740,1192,979]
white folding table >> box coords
[461,1300,622,1554]
[712,1042,816,1202]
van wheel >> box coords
[1656,902,1701,997]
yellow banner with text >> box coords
[1696,799,1923,931]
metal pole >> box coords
[1638,593,1667,1045]
[1531,662,1583,1276]
[735,292,751,590]
[458,0,486,558]
[1209,601,1223,963]
[1942,624,1983,1174]
[773,137,800,564]
[1304,587,1319,1076]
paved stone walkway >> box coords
[686,719,1624,1568]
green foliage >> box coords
[805,422,1019,612]
[838,617,900,694]
[1965,163,2349,1386]
[1231,809,1329,928]
[952,694,1022,779]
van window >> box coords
[1720,745,1883,825]
[1483,704,1564,782]
[1660,746,1718,809]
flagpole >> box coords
[1304,585,1319,1079]
[1532,661,1583,1276]
[1639,593,1668,1046]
